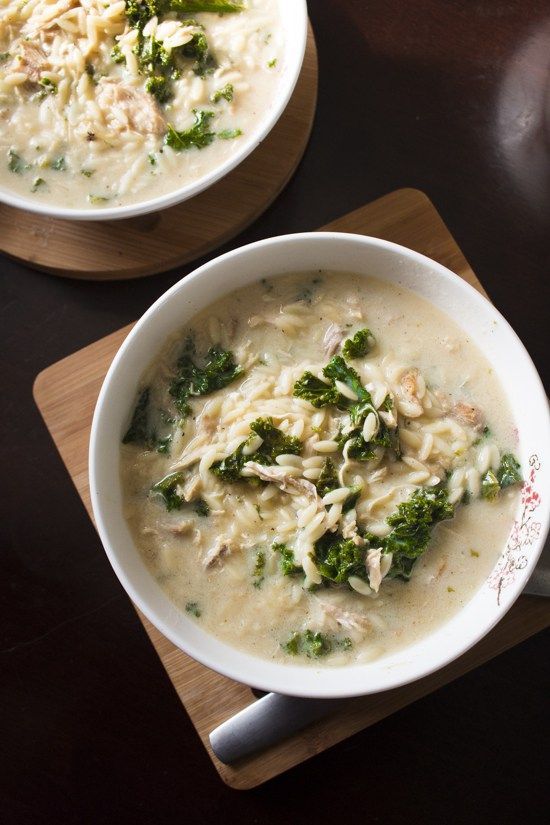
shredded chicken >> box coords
[366,548,383,592]
[323,323,344,357]
[96,79,166,135]
[317,600,372,631]
[161,519,194,535]
[203,538,232,569]
[15,42,46,83]
[452,401,485,431]
[243,462,322,505]
[182,475,202,503]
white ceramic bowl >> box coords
[90,233,550,697]
[0,0,307,222]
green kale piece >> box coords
[315,458,339,497]
[31,177,46,192]
[342,483,362,513]
[342,328,375,359]
[282,630,332,658]
[274,542,300,576]
[210,418,302,481]
[185,601,201,617]
[39,77,57,94]
[193,498,210,517]
[169,343,244,415]
[218,128,242,139]
[165,110,216,151]
[181,30,217,76]
[51,156,66,171]
[151,471,186,511]
[323,356,369,402]
[367,488,454,581]
[122,388,151,445]
[252,550,265,588]
[211,82,234,102]
[8,150,27,174]
[111,43,125,63]
[497,453,522,489]
[481,469,500,500]
[314,533,366,584]
[292,370,342,408]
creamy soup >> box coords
[120,272,522,665]
[0,0,282,209]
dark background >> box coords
[1,1,549,823]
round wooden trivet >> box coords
[0,25,317,280]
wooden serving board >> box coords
[0,26,317,281]
[33,188,550,789]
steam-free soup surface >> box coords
[120,272,521,665]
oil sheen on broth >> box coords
[120,272,521,666]
[0,1,282,209]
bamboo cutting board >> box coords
[33,188,550,789]
[0,26,317,280]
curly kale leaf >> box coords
[168,0,244,12]
[181,30,217,76]
[165,110,216,150]
[497,453,522,489]
[151,471,186,511]
[323,356,370,403]
[292,370,342,408]
[252,549,265,588]
[342,328,375,359]
[211,82,234,103]
[122,388,151,445]
[274,542,300,576]
[211,418,302,482]
[366,488,454,581]
[314,533,367,584]
[169,343,244,415]
[315,458,339,497]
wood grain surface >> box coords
[33,188,550,789]
[0,26,317,281]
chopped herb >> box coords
[447,586,455,593]
[50,156,66,171]
[156,435,172,454]
[151,471,186,511]
[365,488,454,581]
[80,168,94,177]
[122,388,151,445]
[252,550,265,588]
[39,77,57,94]
[218,128,242,139]
[315,458,339,497]
[169,343,244,417]
[148,153,157,166]
[168,0,244,11]
[283,631,301,655]
[185,601,201,617]
[314,534,366,584]
[211,82,234,103]
[470,548,480,558]
[7,149,27,174]
[88,194,109,204]
[274,542,299,576]
[211,418,301,481]
[255,504,263,521]
[165,110,216,151]
[481,469,500,500]
[267,57,277,68]
[31,177,46,192]
[497,453,522,489]
[193,499,210,517]
[342,328,376,359]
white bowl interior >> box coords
[90,233,550,697]
[0,0,308,221]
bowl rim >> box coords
[0,0,308,222]
[89,231,550,697]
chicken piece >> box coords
[323,323,344,357]
[16,42,46,83]
[317,599,371,631]
[243,461,321,504]
[366,548,382,592]
[203,538,232,569]
[96,79,166,135]
[452,401,485,431]
[161,519,194,535]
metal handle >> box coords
[210,540,550,764]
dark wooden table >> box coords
[1,2,549,822]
